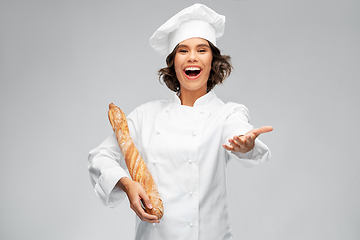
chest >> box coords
[154,106,207,153]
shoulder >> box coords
[207,92,250,122]
[128,99,170,119]
[135,99,169,112]
[224,102,250,123]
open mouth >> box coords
[184,67,201,78]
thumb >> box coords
[140,191,153,209]
[251,126,273,138]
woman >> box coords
[88,4,272,240]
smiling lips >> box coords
[184,66,202,79]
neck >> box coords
[179,88,207,107]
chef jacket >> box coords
[88,91,270,240]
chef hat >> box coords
[149,3,226,56]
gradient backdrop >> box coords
[1,0,359,239]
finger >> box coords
[249,126,273,138]
[233,135,254,152]
[139,191,153,210]
[232,135,245,146]
[258,126,273,133]
[138,191,159,222]
[126,185,158,223]
[229,140,240,151]
[223,135,248,152]
[131,199,159,223]
[130,201,144,220]
[244,134,255,143]
[244,134,255,149]
[222,143,234,151]
[224,136,245,152]
[139,210,159,223]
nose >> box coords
[187,50,198,62]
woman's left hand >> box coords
[222,126,273,153]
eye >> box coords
[198,49,207,53]
[178,49,188,53]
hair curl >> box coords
[158,41,233,92]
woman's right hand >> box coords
[116,177,160,223]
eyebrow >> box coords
[178,43,210,48]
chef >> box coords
[88,3,273,240]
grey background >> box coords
[1,0,359,239]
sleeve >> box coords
[87,108,141,208]
[88,133,128,208]
[222,103,271,167]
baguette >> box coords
[108,103,164,219]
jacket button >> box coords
[189,191,193,196]
[189,223,194,227]
[188,159,193,164]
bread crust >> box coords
[108,103,164,219]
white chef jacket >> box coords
[88,91,270,240]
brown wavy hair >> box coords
[158,40,233,92]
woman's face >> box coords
[174,37,213,96]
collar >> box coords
[173,91,217,107]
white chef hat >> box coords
[149,3,226,56]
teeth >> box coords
[185,67,201,71]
